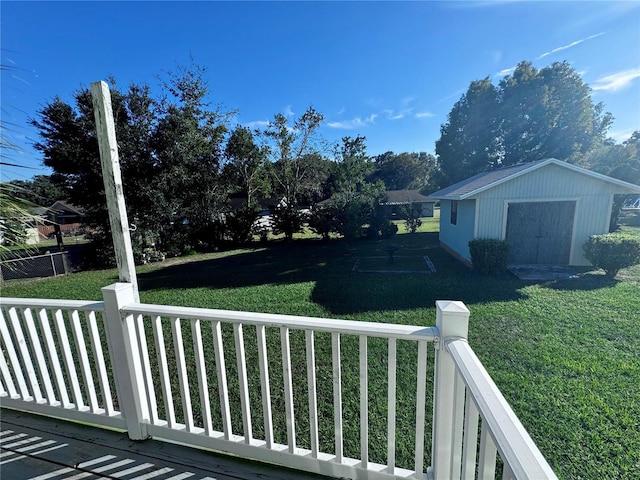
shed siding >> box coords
[473,163,616,265]
[440,199,476,261]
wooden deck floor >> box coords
[0,408,333,480]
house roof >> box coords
[381,189,436,205]
[429,158,640,200]
[49,201,85,215]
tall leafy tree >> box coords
[372,151,438,190]
[499,61,611,164]
[321,136,385,239]
[6,175,67,206]
[435,78,500,185]
[262,106,326,205]
[435,61,613,186]
[224,125,269,205]
[152,62,233,245]
[31,82,161,257]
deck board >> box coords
[0,408,334,480]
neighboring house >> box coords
[36,201,86,240]
[379,190,436,219]
[429,158,640,267]
[48,201,85,225]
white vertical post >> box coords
[431,300,470,480]
[102,282,149,440]
[91,81,139,301]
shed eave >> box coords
[430,158,640,199]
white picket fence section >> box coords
[0,283,557,480]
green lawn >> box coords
[3,215,640,479]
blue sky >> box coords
[2,1,639,182]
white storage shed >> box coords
[429,158,640,266]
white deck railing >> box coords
[0,283,557,480]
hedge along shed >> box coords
[429,158,640,267]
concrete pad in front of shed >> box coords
[508,264,585,281]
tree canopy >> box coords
[435,61,613,186]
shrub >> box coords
[308,206,338,240]
[225,204,260,243]
[366,210,397,239]
[583,233,640,278]
[270,203,306,241]
[468,239,510,275]
[402,206,422,233]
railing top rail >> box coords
[446,338,557,480]
[0,297,105,312]
[123,302,439,341]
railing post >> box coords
[431,300,470,480]
[102,282,149,440]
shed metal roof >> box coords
[429,158,640,200]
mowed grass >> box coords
[3,214,640,479]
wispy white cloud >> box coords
[537,32,605,60]
[608,128,636,144]
[592,68,640,92]
[244,120,269,129]
[415,112,435,119]
[283,105,294,117]
[383,108,413,120]
[496,66,516,77]
[327,114,378,130]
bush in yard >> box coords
[270,203,306,241]
[366,209,397,239]
[308,205,339,240]
[468,238,510,274]
[225,204,260,243]
[402,205,422,233]
[583,233,640,278]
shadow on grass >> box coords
[543,273,621,292]
[137,232,531,315]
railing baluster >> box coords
[305,330,319,458]
[0,335,18,398]
[478,423,498,480]
[360,335,368,469]
[332,331,343,463]
[54,309,85,410]
[136,314,158,424]
[414,340,428,476]
[22,308,57,405]
[461,392,480,479]
[281,326,296,453]
[192,318,213,436]
[387,337,397,474]
[171,316,194,431]
[7,307,41,402]
[451,369,466,478]
[86,310,115,416]
[70,310,99,412]
[212,320,232,439]
[152,315,176,427]
[256,324,273,448]
[234,323,252,443]
[37,308,71,407]
[503,462,516,480]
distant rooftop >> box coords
[381,189,436,205]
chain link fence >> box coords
[1,251,68,282]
